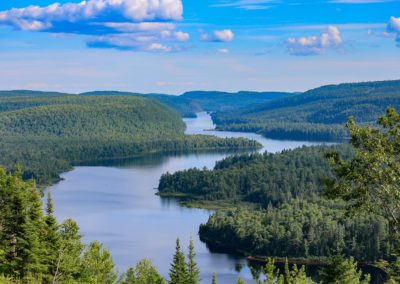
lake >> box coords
[49,112,322,283]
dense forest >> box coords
[159,146,392,261]
[0,92,260,184]
[0,167,374,283]
[158,108,400,280]
[213,80,400,141]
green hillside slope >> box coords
[213,80,400,141]
[81,90,295,118]
[0,94,260,184]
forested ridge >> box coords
[213,80,400,141]
[82,90,294,118]
[0,93,260,184]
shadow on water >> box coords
[76,149,253,169]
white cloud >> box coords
[0,0,191,52]
[174,31,190,41]
[217,48,230,54]
[99,22,176,33]
[287,26,343,56]
[200,29,234,42]
[386,16,400,46]
[0,0,183,32]
[148,43,171,52]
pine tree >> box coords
[169,238,188,284]
[187,238,200,284]
[44,191,61,282]
[236,276,245,284]
[0,167,47,281]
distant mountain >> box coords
[213,79,400,141]
[0,90,72,97]
[81,90,296,118]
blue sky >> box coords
[0,0,399,94]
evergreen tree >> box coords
[236,276,245,284]
[319,256,370,284]
[169,239,187,284]
[0,167,47,281]
[187,238,200,284]
[43,191,61,282]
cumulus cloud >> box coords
[174,31,190,41]
[0,0,183,32]
[287,26,343,56]
[200,29,234,42]
[0,0,189,52]
[386,16,400,46]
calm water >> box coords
[49,112,321,283]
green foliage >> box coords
[325,107,400,282]
[325,107,400,238]
[213,80,400,141]
[199,200,390,261]
[119,259,166,284]
[169,239,188,284]
[252,258,314,284]
[80,241,117,284]
[55,218,85,283]
[0,167,47,280]
[0,93,260,185]
[161,145,390,261]
[319,256,370,284]
[159,145,352,205]
[187,238,200,284]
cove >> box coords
[49,112,322,283]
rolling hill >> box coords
[0,93,260,184]
[213,80,400,141]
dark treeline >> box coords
[213,80,400,141]
[0,94,260,185]
[199,200,390,261]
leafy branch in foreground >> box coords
[325,107,400,281]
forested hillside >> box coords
[213,80,400,141]
[158,144,391,262]
[0,93,260,184]
[82,90,294,118]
